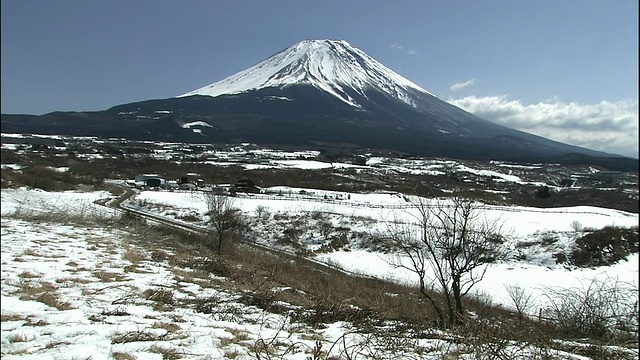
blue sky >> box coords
[1,0,638,158]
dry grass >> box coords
[151,249,170,262]
[149,345,184,359]
[25,317,49,326]
[122,242,147,263]
[111,330,165,344]
[7,201,117,227]
[18,271,40,279]
[92,270,126,282]
[111,352,136,360]
[44,340,72,349]
[1,313,27,322]
[22,248,42,257]
[124,223,465,330]
[152,321,181,333]
[17,280,73,310]
[223,348,243,359]
[143,288,176,311]
[220,328,252,347]
[6,332,29,343]
[55,276,93,285]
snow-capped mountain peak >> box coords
[178,39,434,108]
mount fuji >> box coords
[178,39,433,110]
[1,39,636,171]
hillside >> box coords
[2,184,638,359]
[1,133,639,359]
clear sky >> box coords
[1,0,638,158]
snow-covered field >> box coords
[129,188,639,313]
[1,187,638,359]
[1,189,369,359]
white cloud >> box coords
[391,43,417,55]
[447,95,639,158]
[450,79,475,91]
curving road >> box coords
[99,185,378,281]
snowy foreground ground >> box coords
[1,187,638,359]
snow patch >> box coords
[181,121,213,129]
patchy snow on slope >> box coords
[1,188,116,218]
[2,188,638,359]
[180,121,213,129]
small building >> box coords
[146,178,163,188]
[134,174,165,188]
[135,174,162,182]
[231,178,261,194]
[180,173,204,189]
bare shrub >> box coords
[188,295,224,315]
[571,225,638,267]
[150,249,169,262]
[255,204,269,219]
[570,220,583,232]
[384,195,507,327]
[102,306,130,316]
[542,275,639,341]
[505,284,535,326]
[178,212,200,223]
[204,192,242,255]
[20,165,79,191]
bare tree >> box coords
[204,192,240,255]
[385,195,506,327]
[504,284,535,326]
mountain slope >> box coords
[174,39,627,159]
[1,39,636,171]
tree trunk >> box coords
[452,276,464,324]
[217,229,224,255]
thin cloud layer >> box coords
[448,95,639,158]
[450,79,475,91]
[391,43,417,55]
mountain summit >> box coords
[1,39,636,171]
[178,39,432,109]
